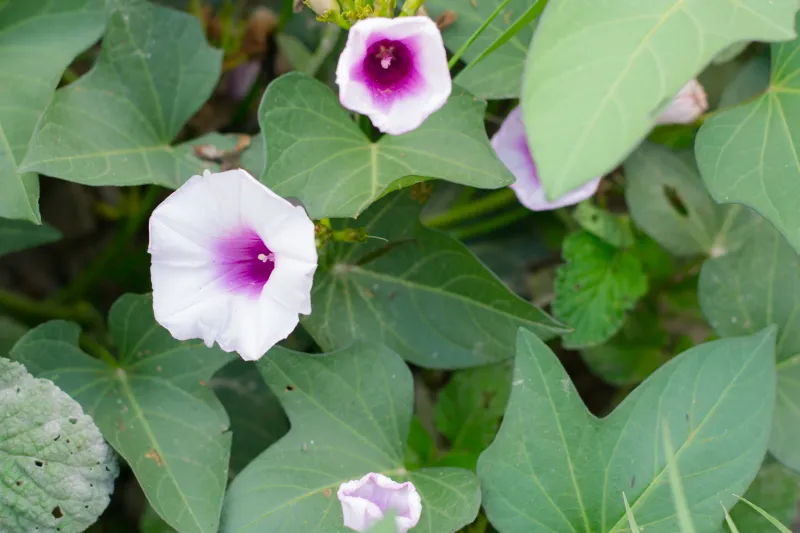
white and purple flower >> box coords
[148,169,317,361]
[338,473,422,533]
[492,106,601,211]
[336,16,451,135]
[656,79,708,125]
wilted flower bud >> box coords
[492,106,601,211]
[336,16,451,135]
[338,473,422,533]
[656,79,708,125]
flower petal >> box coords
[492,106,600,211]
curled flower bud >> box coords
[656,79,708,125]
[338,473,422,533]
[336,16,451,135]
[148,169,317,361]
[492,107,600,211]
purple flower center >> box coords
[363,39,413,91]
[214,228,275,297]
[353,37,424,110]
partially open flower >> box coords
[656,79,708,125]
[336,16,451,135]
[148,169,317,361]
[492,106,601,211]
[338,473,422,533]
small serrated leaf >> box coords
[553,231,648,348]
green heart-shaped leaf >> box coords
[221,343,481,533]
[12,294,235,533]
[625,143,762,257]
[0,0,106,221]
[258,73,514,219]
[20,0,222,189]
[699,221,800,473]
[523,0,800,200]
[696,11,800,255]
[302,190,564,368]
[479,327,776,533]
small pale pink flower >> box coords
[338,473,422,533]
[656,79,708,125]
[336,16,451,136]
[148,169,317,361]
[492,106,601,211]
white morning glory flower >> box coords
[338,473,422,533]
[492,106,601,211]
[148,168,317,361]
[656,79,708,125]
[336,16,451,136]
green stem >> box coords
[54,186,162,303]
[80,334,118,366]
[451,206,529,240]
[447,0,512,70]
[0,289,103,329]
[304,24,341,76]
[423,187,517,228]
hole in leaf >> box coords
[663,185,689,217]
[67,418,77,425]
[52,507,63,519]
[285,385,295,392]
[34,460,43,467]
[15,480,22,486]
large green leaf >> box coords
[19,0,222,189]
[523,0,800,200]
[11,294,235,533]
[696,12,800,255]
[425,0,535,99]
[210,359,289,477]
[220,343,481,533]
[727,459,800,533]
[302,190,564,368]
[625,143,762,257]
[698,222,800,473]
[257,73,514,219]
[478,327,776,533]
[0,218,61,256]
[553,231,648,348]
[0,0,106,221]
[0,357,118,533]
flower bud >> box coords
[656,79,708,125]
[304,0,339,17]
[491,107,601,211]
[338,473,422,533]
